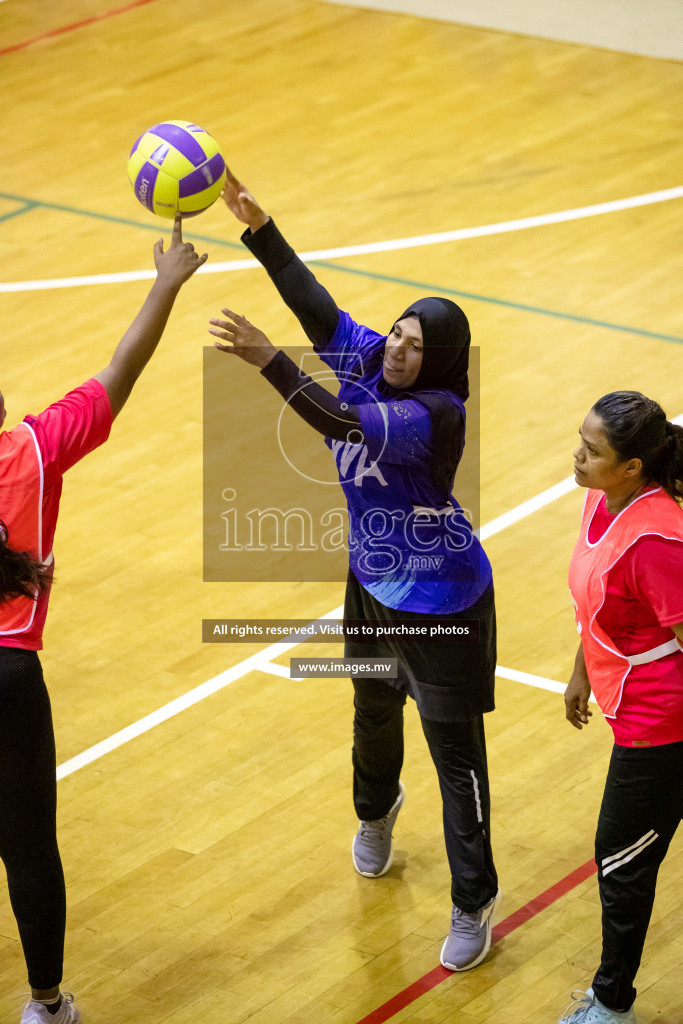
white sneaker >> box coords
[20,993,81,1024]
[559,988,636,1023]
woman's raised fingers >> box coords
[220,307,246,322]
[209,318,236,333]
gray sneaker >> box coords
[352,781,405,877]
[440,887,501,970]
[559,989,636,1023]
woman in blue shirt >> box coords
[210,171,500,971]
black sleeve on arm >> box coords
[242,219,340,348]
[261,350,362,442]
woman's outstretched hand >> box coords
[209,309,277,368]
[220,167,270,232]
[95,215,208,419]
[154,213,208,287]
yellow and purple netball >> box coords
[127,120,226,219]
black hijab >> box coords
[390,297,470,401]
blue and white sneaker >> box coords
[559,988,636,1023]
[352,781,405,877]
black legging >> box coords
[0,647,66,989]
[352,677,498,914]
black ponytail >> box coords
[0,520,52,604]
[592,391,683,503]
[661,420,683,502]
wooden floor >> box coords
[1,1,682,1021]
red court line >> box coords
[0,0,160,57]
[355,858,598,1024]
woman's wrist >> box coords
[248,211,271,233]
[254,345,278,369]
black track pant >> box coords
[0,648,66,989]
[592,739,683,1012]
[352,677,498,913]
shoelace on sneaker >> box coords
[560,990,595,1022]
[26,992,76,1020]
[358,818,392,841]
[449,904,482,934]
[61,994,78,1022]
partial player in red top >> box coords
[0,215,206,1024]
[560,391,683,1024]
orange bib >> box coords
[0,423,51,636]
[569,487,683,718]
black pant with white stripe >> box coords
[593,739,683,1012]
[352,678,498,914]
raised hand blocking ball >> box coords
[128,120,226,219]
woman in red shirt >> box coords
[0,216,206,1024]
[561,391,683,1024]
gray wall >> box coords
[316,0,683,61]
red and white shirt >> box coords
[0,378,112,650]
[570,487,683,747]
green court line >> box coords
[308,261,683,346]
[1,190,681,345]
[0,191,244,250]
[0,200,38,224]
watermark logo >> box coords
[274,358,389,486]
[216,487,474,576]
[219,487,347,553]
[203,346,481,584]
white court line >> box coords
[54,479,584,780]
[56,412,683,781]
[480,411,683,542]
[479,476,578,540]
[56,639,300,780]
[260,661,303,680]
[55,608,343,780]
[495,664,577,697]
[45,158,683,782]
[266,641,578,696]
[0,261,256,293]
[2,185,682,293]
